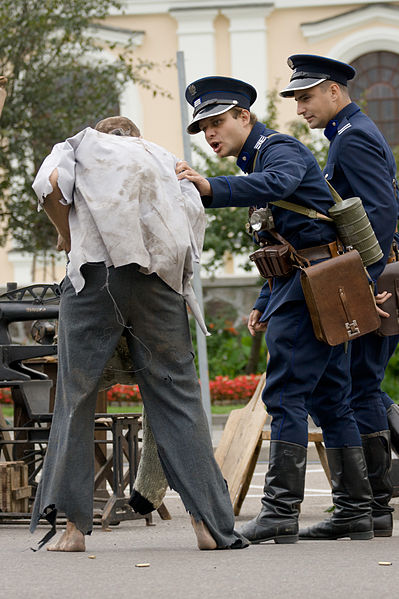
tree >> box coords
[0,0,169,258]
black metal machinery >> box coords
[0,282,151,527]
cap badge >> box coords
[287,58,294,69]
[188,84,196,96]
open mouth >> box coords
[211,141,221,153]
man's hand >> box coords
[0,76,7,118]
[176,161,212,196]
[248,309,268,337]
[375,290,392,318]
[43,168,71,250]
[56,233,71,253]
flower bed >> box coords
[0,375,263,406]
[106,383,142,405]
[0,388,12,404]
[106,374,262,406]
[209,374,262,404]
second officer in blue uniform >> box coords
[177,76,373,543]
[280,54,399,538]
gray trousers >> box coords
[30,263,242,548]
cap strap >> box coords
[291,70,331,81]
[193,98,235,117]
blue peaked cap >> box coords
[185,76,257,134]
[280,54,356,97]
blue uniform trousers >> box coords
[350,333,399,433]
[264,300,361,449]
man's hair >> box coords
[94,116,141,137]
[230,107,257,127]
[319,80,350,98]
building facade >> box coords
[1,0,398,287]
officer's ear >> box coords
[239,108,251,126]
[329,82,341,102]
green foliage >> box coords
[0,0,171,254]
[190,314,267,379]
[382,347,399,403]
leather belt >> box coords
[296,241,340,262]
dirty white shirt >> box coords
[32,127,207,332]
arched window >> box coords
[349,51,399,147]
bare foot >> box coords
[190,516,217,550]
[47,521,86,552]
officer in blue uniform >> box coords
[280,54,399,538]
[177,76,373,544]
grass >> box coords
[0,402,247,419]
[1,405,13,418]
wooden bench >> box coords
[215,374,332,516]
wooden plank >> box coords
[0,461,30,512]
[233,433,263,516]
[261,430,324,442]
[12,486,31,501]
[214,373,267,512]
[315,442,332,487]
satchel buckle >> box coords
[345,320,360,336]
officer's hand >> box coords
[56,233,70,253]
[375,291,392,318]
[176,161,212,196]
[248,309,268,336]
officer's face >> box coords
[294,84,338,129]
[198,110,250,158]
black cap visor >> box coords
[279,77,327,98]
[187,103,236,134]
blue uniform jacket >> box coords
[206,121,337,320]
[323,102,398,282]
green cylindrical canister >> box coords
[328,197,383,266]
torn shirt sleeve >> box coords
[32,128,88,210]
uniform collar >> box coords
[236,121,270,173]
[324,102,361,141]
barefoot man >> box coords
[30,116,248,552]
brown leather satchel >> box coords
[376,261,399,336]
[300,250,380,346]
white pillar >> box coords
[223,6,273,120]
[172,9,218,156]
[173,9,218,82]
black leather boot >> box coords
[387,403,399,457]
[299,447,373,540]
[239,440,306,544]
[362,431,394,537]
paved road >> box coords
[1,452,399,599]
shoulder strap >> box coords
[251,133,334,222]
[251,132,280,171]
[269,199,333,222]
